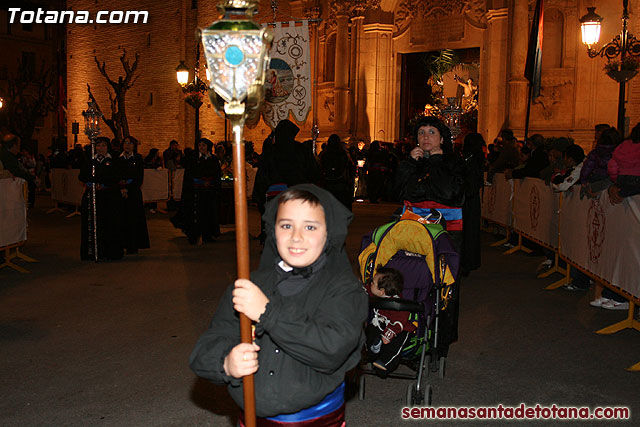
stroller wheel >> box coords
[438,356,446,379]
[430,353,439,373]
[420,384,433,406]
[406,383,426,406]
[358,375,365,401]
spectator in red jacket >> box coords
[608,122,640,204]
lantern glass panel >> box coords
[581,22,601,47]
[201,31,264,103]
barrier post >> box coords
[596,301,640,335]
[502,179,533,254]
[545,260,571,290]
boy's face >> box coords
[275,199,327,269]
[370,274,386,297]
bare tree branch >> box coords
[6,59,57,145]
[91,49,140,141]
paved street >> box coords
[1,195,639,426]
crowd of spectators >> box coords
[4,122,638,306]
[485,122,640,311]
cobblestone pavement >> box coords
[1,196,638,426]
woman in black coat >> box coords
[117,136,150,254]
[393,116,465,357]
[181,138,221,244]
[319,134,355,210]
[461,132,486,275]
[366,141,389,203]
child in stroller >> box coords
[357,211,459,405]
[364,267,416,374]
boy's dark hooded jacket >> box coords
[190,184,367,417]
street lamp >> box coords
[175,44,209,148]
[580,7,602,50]
[580,0,640,134]
[175,61,190,86]
[200,1,272,425]
[82,101,102,263]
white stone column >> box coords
[334,9,350,132]
[349,15,364,139]
[507,0,530,135]
[361,23,394,142]
[480,8,509,142]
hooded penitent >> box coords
[190,184,367,417]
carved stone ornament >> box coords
[352,0,381,16]
[331,0,352,17]
[533,78,571,121]
[394,0,488,37]
[323,95,335,122]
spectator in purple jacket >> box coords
[580,127,620,199]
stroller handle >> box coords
[369,297,425,313]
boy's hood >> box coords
[259,184,353,271]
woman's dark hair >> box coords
[95,136,110,147]
[413,116,453,154]
[198,138,213,150]
[122,136,138,147]
[145,148,159,162]
[565,144,585,164]
[326,134,342,151]
[597,127,621,147]
[375,266,404,297]
[277,188,321,208]
[462,132,486,157]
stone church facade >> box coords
[67,0,640,152]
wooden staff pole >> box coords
[230,117,256,427]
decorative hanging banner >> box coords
[262,21,311,129]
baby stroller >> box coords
[356,209,459,406]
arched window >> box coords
[324,33,336,82]
[542,8,563,69]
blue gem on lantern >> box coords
[224,45,245,67]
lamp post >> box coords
[82,101,102,263]
[176,43,209,148]
[200,1,272,425]
[580,0,640,134]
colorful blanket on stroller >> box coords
[358,218,459,289]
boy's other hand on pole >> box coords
[233,279,269,322]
